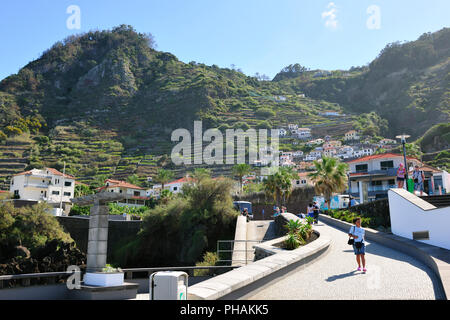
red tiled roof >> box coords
[46,168,76,179]
[97,179,145,191]
[166,177,194,185]
[346,153,419,164]
[13,168,75,179]
[13,170,32,177]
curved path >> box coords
[245,221,445,300]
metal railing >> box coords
[0,270,81,289]
[217,240,263,265]
[0,266,239,288]
[122,265,240,279]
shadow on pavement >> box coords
[326,270,360,282]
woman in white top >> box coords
[348,217,367,272]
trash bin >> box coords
[149,271,188,300]
[407,178,415,193]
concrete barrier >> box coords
[319,213,450,300]
[188,217,330,300]
[231,216,248,267]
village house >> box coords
[344,130,360,141]
[306,138,324,147]
[97,179,149,208]
[346,153,422,203]
[288,124,298,131]
[319,110,341,117]
[379,138,397,145]
[293,172,313,188]
[151,176,194,197]
[323,140,342,149]
[295,128,312,140]
[276,128,287,137]
[9,168,76,214]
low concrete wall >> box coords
[188,220,330,300]
[231,216,248,266]
[319,213,449,300]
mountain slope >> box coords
[274,28,450,139]
[0,25,348,185]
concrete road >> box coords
[245,221,445,300]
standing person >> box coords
[273,206,280,217]
[313,202,320,224]
[348,217,366,272]
[281,206,287,213]
[396,163,406,189]
[413,165,425,196]
[307,203,314,218]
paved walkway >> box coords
[245,220,445,300]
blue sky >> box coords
[0,0,449,81]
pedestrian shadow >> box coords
[325,270,359,282]
[342,249,354,253]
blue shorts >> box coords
[353,242,365,255]
[415,182,424,191]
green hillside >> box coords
[0,25,352,186]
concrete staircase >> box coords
[420,195,450,208]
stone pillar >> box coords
[86,200,109,273]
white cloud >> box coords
[322,2,338,30]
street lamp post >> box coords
[396,134,410,189]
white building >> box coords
[295,128,312,140]
[98,179,149,207]
[10,168,76,213]
[288,124,298,131]
[276,128,287,137]
[319,111,340,117]
[152,177,194,196]
[344,130,360,141]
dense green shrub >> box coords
[0,202,74,262]
[112,177,238,267]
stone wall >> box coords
[348,198,390,227]
[56,216,143,260]
[234,187,315,220]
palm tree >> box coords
[190,168,211,182]
[232,164,252,194]
[263,167,298,207]
[126,174,140,186]
[308,156,349,205]
[155,168,174,191]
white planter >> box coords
[84,272,124,287]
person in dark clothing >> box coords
[313,202,320,224]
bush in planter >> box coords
[284,233,301,250]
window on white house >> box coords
[380,161,394,170]
[64,192,71,197]
[65,181,72,187]
[52,191,60,195]
[355,164,368,172]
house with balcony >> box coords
[295,128,312,140]
[9,168,76,213]
[97,179,149,208]
[344,130,360,141]
[346,153,422,203]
